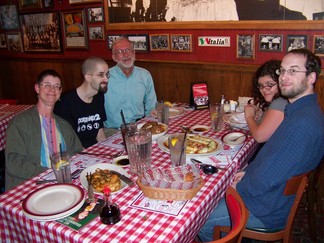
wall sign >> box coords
[198,37,230,47]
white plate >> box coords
[150,107,186,119]
[223,112,248,129]
[137,122,168,141]
[221,131,247,146]
[80,163,129,194]
[22,184,85,221]
[157,134,223,157]
[190,125,210,134]
[112,155,130,167]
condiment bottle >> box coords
[217,95,225,130]
[100,186,121,225]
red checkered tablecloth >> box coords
[0,107,258,243]
[0,104,33,151]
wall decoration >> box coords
[18,0,42,10]
[198,36,230,47]
[107,35,120,49]
[43,0,54,8]
[313,11,324,20]
[237,34,255,59]
[89,26,104,40]
[0,33,6,48]
[88,7,104,23]
[170,34,192,52]
[127,34,148,52]
[0,5,19,30]
[69,0,102,5]
[287,35,307,52]
[62,10,88,49]
[6,32,23,52]
[259,34,283,52]
[149,34,170,51]
[20,12,62,52]
[313,35,324,56]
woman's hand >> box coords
[244,104,257,119]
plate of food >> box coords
[223,112,248,129]
[137,121,168,141]
[157,134,222,157]
[221,131,247,146]
[150,107,186,119]
[80,164,130,194]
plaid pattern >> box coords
[0,107,258,243]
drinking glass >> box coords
[168,133,187,167]
[120,122,137,153]
[209,103,222,131]
[155,100,164,123]
[50,152,71,183]
[125,129,152,175]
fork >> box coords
[79,151,124,158]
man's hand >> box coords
[231,171,246,189]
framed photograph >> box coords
[313,12,324,20]
[127,34,148,52]
[237,34,255,59]
[6,32,23,52]
[0,5,20,30]
[20,12,62,52]
[18,0,42,10]
[62,10,88,49]
[313,35,324,56]
[88,7,104,23]
[287,35,307,52]
[170,34,192,52]
[69,0,102,5]
[107,35,120,49]
[89,26,105,40]
[259,34,283,52]
[43,0,54,8]
[149,34,170,51]
[0,34,6,48]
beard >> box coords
[280,79,308,99]
[98,82,108,93]
[117,56,135,69]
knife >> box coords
[111,170,134,186]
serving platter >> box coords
[150,107,186,119]
[157,134,223,157]
[22,184,84,221]
[80,163,129,194]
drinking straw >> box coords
[178,131,187,166]
[120,110,126,125]
[59,143,63,157]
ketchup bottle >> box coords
[100,186,121,225]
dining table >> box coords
[0,104,259,243]
[0,104,33,151]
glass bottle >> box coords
[100,186,121,225]
[217,95,225,130]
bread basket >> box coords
[136,177,204,201]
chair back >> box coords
[212,187,249,243]
[0,99,18,105]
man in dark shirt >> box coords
[54,57,108,148]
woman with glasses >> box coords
[244,60,288,143]
[5,69,83,191]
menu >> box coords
[190,82,209,110]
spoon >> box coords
[229,134,246,142]
[190,158,219,175]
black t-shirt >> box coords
[54,89,107,148]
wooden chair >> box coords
[216,173,309,243]
[211,187,249,243]
[0,99,18,105]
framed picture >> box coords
[88,7,104,23]
[62,10,88,49]
[89,26,105,40]
[43,0,54,8]
[6,32,23,52]
[107,35,120,49]
[18,0,42,10]
[0,34,6,48]
[0,5,20,30]
[149,34,170,51]
[287,35,307,52]
[127,34,148,52]
[69,0,102,5]
[313,12,324,20]
[259,34,283,52]
[237,34,255,59]
[20,12,62,52]
[313,35,324,56]
[170,34,192,52]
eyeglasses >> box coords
[39,83,62,91]
[275,68,307,76]
[256,82,277,90]
[89,72,110,79]
[114,48,133,55]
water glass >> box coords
[125,129,152,175]
[50,152,71,183]
[155,100,164,123]
[168,133,187,167]
[209,103,222,131]
[120,122,137,153]
[162,105,170,125]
